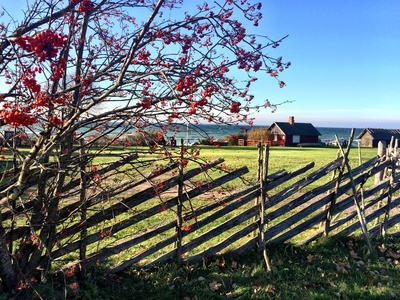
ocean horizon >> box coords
[164,124,363,146]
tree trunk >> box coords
[0,224,18,294]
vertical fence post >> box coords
[259,144,272,271]
[79,138,88,279]
[175,139,184,263]
[319,150,340,231]
[382,139,397,236]
[338,130,373,253]
[374,141,387,228]
[253,143,263,238]
[323,131,354,237]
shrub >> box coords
[224,133,248,146]
[121,130,165,146]
[247,127,269,142]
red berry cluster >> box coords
[21,68,41,94]
[131,48,151,65]
[48,116,63,126]
[138,99,152,109]
[78,0,95,13]
[15,29,66,62]
[50,58,66,81]
[0,105,37,126]
[230,102,241,113]
[175,76,197,96]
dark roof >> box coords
[357,128,400,140]
[269,122,321,136]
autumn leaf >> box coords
[306,254,314,263]
[378,244,387,253]
[225,291,237,298]
[386,249,400,259]
[265,284,275,294]
[350,250,359,259]
[356,260,365,266]
[346,240,354,248]
[251,279,262,292]
[214,258,226,268]
[231,261,239,270]
[209,281,222,291]
[335,262,349,273]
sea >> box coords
[1,123,363,146]
[163,124,363,146]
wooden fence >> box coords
[1,135,399,277]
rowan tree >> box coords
[0,0,289,295]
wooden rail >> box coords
[1,139,399,278]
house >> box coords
[267,116,321,146]
[357,128,400,147]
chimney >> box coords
[288,116,295,125]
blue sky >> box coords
[248,0,400,128]
[2,1,399,129]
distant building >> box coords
[267,116,321,146]
[357,128,400,147]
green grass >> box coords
[3,145,390,299]
[28,235,400,299]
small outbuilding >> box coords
[267,116,321,146]
[357,128,400,147]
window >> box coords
[293,135,300,143]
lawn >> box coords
[32,235,400,300]
[2,145,392,300]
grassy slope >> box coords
[5,146,391,299]
[34,235,400,300]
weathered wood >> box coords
[79,138,88,279]
[175,141,185,262]
[267,212,326,247]
[260,144,272,271]
[83,187,259,269]
[265,193,332,243]
[266,160,338,208]
[5,130,400,278]
[49,166,249,259]
[371,207,400,235]
[183,184,258,221]
[322,150,342,235]
[54,158,230,239]
[320,185,395,235]
[184,222,258,264]
[323,131,354,236]
[277,178,398,246]
[253,143,263,238]
[330,180,397,217]
[375,141,387,184]
[374,141,387,228]
[231,237,258,255]
[382,141,397,236]
[57,160,179,222]
[0,153,142,224]
[266,181,336,222]
[108,234,177,274]
[296,181,399,246]
[336,129,373,253]
[83,221,176,268]
[336,196,400,236]
[263,162,315,195]
[153,206,259,264]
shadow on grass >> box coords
[23,235,400,300]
